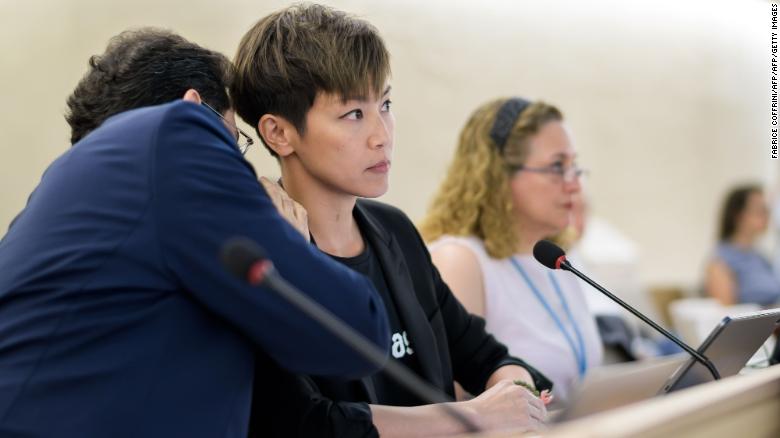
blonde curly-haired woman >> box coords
[421,97,603,403]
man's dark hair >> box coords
[65,28,233,144]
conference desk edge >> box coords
[541,364,780,438]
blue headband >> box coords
[489,97,531,154]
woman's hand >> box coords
[463,379,547,433]
[259,176,309,240]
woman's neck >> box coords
[728,230,756,250]
[281,162,364,257]
[513,216,559,256]
[515,234,541,255]
[514,224,550,255]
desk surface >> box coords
[454,365,780,438]
[542,364,780,438]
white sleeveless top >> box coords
[429,235,603,402]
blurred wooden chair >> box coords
[647,285,685,328]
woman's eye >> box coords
[550,162,565,173]
[342,109,364,120]
[381,100,392,112]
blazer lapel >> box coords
[354,202,445,391]
[307,224,380,403]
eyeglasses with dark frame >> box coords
[510,163,588,183]
[201,101,254,155]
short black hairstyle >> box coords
[231,3,390,157]
[65,28,233,144]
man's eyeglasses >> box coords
[201,101,254,155]
[510,163,587,183]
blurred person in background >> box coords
[562,194,664,362]
[704,184,780,307]
[421,97,603,404]
[705,184,780,368]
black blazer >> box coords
[250,200,552,437]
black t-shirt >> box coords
[319,239,424,406]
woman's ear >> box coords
[258,115,297,158]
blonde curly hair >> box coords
[419,98,563,259]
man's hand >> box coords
[259,176,309,240]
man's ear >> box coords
[182,89,202,104]
[258,115,297,158]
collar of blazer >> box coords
[353,201,446,401]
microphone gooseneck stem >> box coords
[262,267,481,433]
[560,261,721,381]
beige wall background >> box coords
[0,0,775,293]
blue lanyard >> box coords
[510,257,587,378]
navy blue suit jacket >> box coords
[0,101,389,437]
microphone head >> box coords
[220,236,268,281]
[533,240,567,270]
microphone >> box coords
[532,240,721,381]
[220,237,481,433]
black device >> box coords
[660,310,780,392]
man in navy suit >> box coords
[0,28,389,437]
